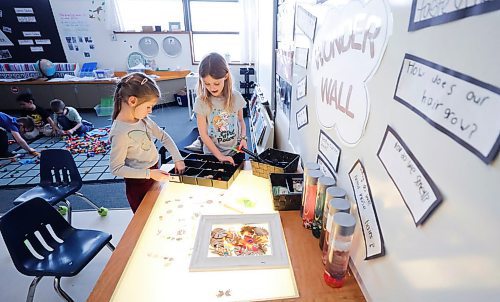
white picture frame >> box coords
[189,213,290,271]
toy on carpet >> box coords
[64,128,111,156]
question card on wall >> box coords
[377,126,443,225]
[349,160,385,259]
[394,53,500,164]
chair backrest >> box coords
[0,198,72,275]
[39,149,82,189]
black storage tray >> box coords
[259,148,300,172]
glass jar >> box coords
[324,212,356,288]
[319,187,347,250]
[321,198,350,264]
[312,176,336,238]
[302,170,323,229]
[300,162,320,217]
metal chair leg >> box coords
[107,242,116,251]
[74,192,100,210]
[53,276,74,302]
[26,276,43,302]
[63,199,72,225]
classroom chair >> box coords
[13,149,108,225]
[0,197,115,302]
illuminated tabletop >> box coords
[89,163,365,301]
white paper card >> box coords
[394,54,500,163]
[318,130,341,172]
[17,16,36,23]
[296,105,308,130]
[30,46,43,52]
[15,7,34,14]
[349,160,385,259]
[23,31,41,37]
[0,31,13,46]
[295,47,309,68]
[35,39,51,45]
[18,39,34,45]
[377,126,442,225]
[317,155,335,179]
[295,5,317,41]
[297,76,307,100]
[2,26,11,33]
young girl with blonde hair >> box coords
[109,72,185,213]
[193,52,247,165]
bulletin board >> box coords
[0,0,66,62]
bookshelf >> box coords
[0,62,78,80]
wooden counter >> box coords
[88,168,365,302]
[0,70,190,110]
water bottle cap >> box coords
[318,176,336,187]
[333,212,356,236]
[304,162,320,172]
[329,198,350,214]
[306,170,323,183]
[326,186,347,199]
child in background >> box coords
[16,93,58,139]
[109,72,185,213]
[50,99,93,136]
[193,52,247,165]
[0,112,37,159]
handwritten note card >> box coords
[408,0,500,31]
[394,54,500,163]
[297,76,307,100]
[349,160,385,259]
[296,105,309,130]
[317,155,335,179]
[318,130,341,172]
[295,5,317,41]
[295,47,309,68]
[377,126,442,225]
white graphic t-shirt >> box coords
[193,90,246,155]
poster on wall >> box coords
[295,5,317,42]
[311,0,392,146]
[277,1,296,42]
[0,30,14,46]
[317,155,335,179]
[394,53,500,164]
[295,47,309,68]
[297,76,307,100]
[408,0,500,31]
[349,160,385,259]
[296,104,309,130]
[377,126,443,225]
[318,130,341,172]
[55,7,98,59]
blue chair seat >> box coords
[14,184,77,205]
[0,197,114,302]
[21,229,111,276]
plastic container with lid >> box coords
[302,169,323,229]
[312,176,336,238]
[321,198,351,264]
[300,162,320,217]
[319,187,347,250]
[324,212,356,288]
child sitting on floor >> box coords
[16,93,58,139]
[0,112,37,159]
[50,99,93,136]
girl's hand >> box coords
[218,155,235,165]
[238,139,248,150]
[175,160,186,174]
[150,169,170,182]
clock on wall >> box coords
[162,36,182,57]
[138,37,159,57]
[127,51,146,69]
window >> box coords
[187,0,243,62]
[117,0,185,32]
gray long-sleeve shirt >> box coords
[109,117,182,179]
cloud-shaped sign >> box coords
[312,0,391,146]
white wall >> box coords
[268,0,500,301]
[49,0,195,72]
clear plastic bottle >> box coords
[321,198,350,265]
[302,170,323,229]
[324,212,356,288]
[312,176,336,238]
[300,162,320,217]
[319,187,347,250]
